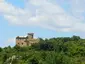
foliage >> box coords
[0,35,85,64]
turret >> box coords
[28,33,34,39]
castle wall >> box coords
[16,39,27,47]
[27,39,40,46]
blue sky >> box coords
[0,0,85,47]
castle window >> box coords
[22,43,23,45]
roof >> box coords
[16,36,28,39]
[28,33,34,35]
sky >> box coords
[0,0,85,47]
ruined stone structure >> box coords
[16,33,39,47]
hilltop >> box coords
[0,35,85,64]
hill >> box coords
[0,35,85,64]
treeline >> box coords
[0,35,85,64]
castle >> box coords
[16,33,39,47]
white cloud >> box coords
[69,0,85,20]
[7,38,15,43]
[2,38,16,47]
[0,0,85,32]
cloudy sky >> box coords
[0,0,85,47]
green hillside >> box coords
[0,35,85,64]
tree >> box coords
[29,57,39,64]
[0,47,2,52]
[71,35,80,41]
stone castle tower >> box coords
[16,33,39,47]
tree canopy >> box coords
[0,35,85,64]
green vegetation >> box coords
[0,35,85,64]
